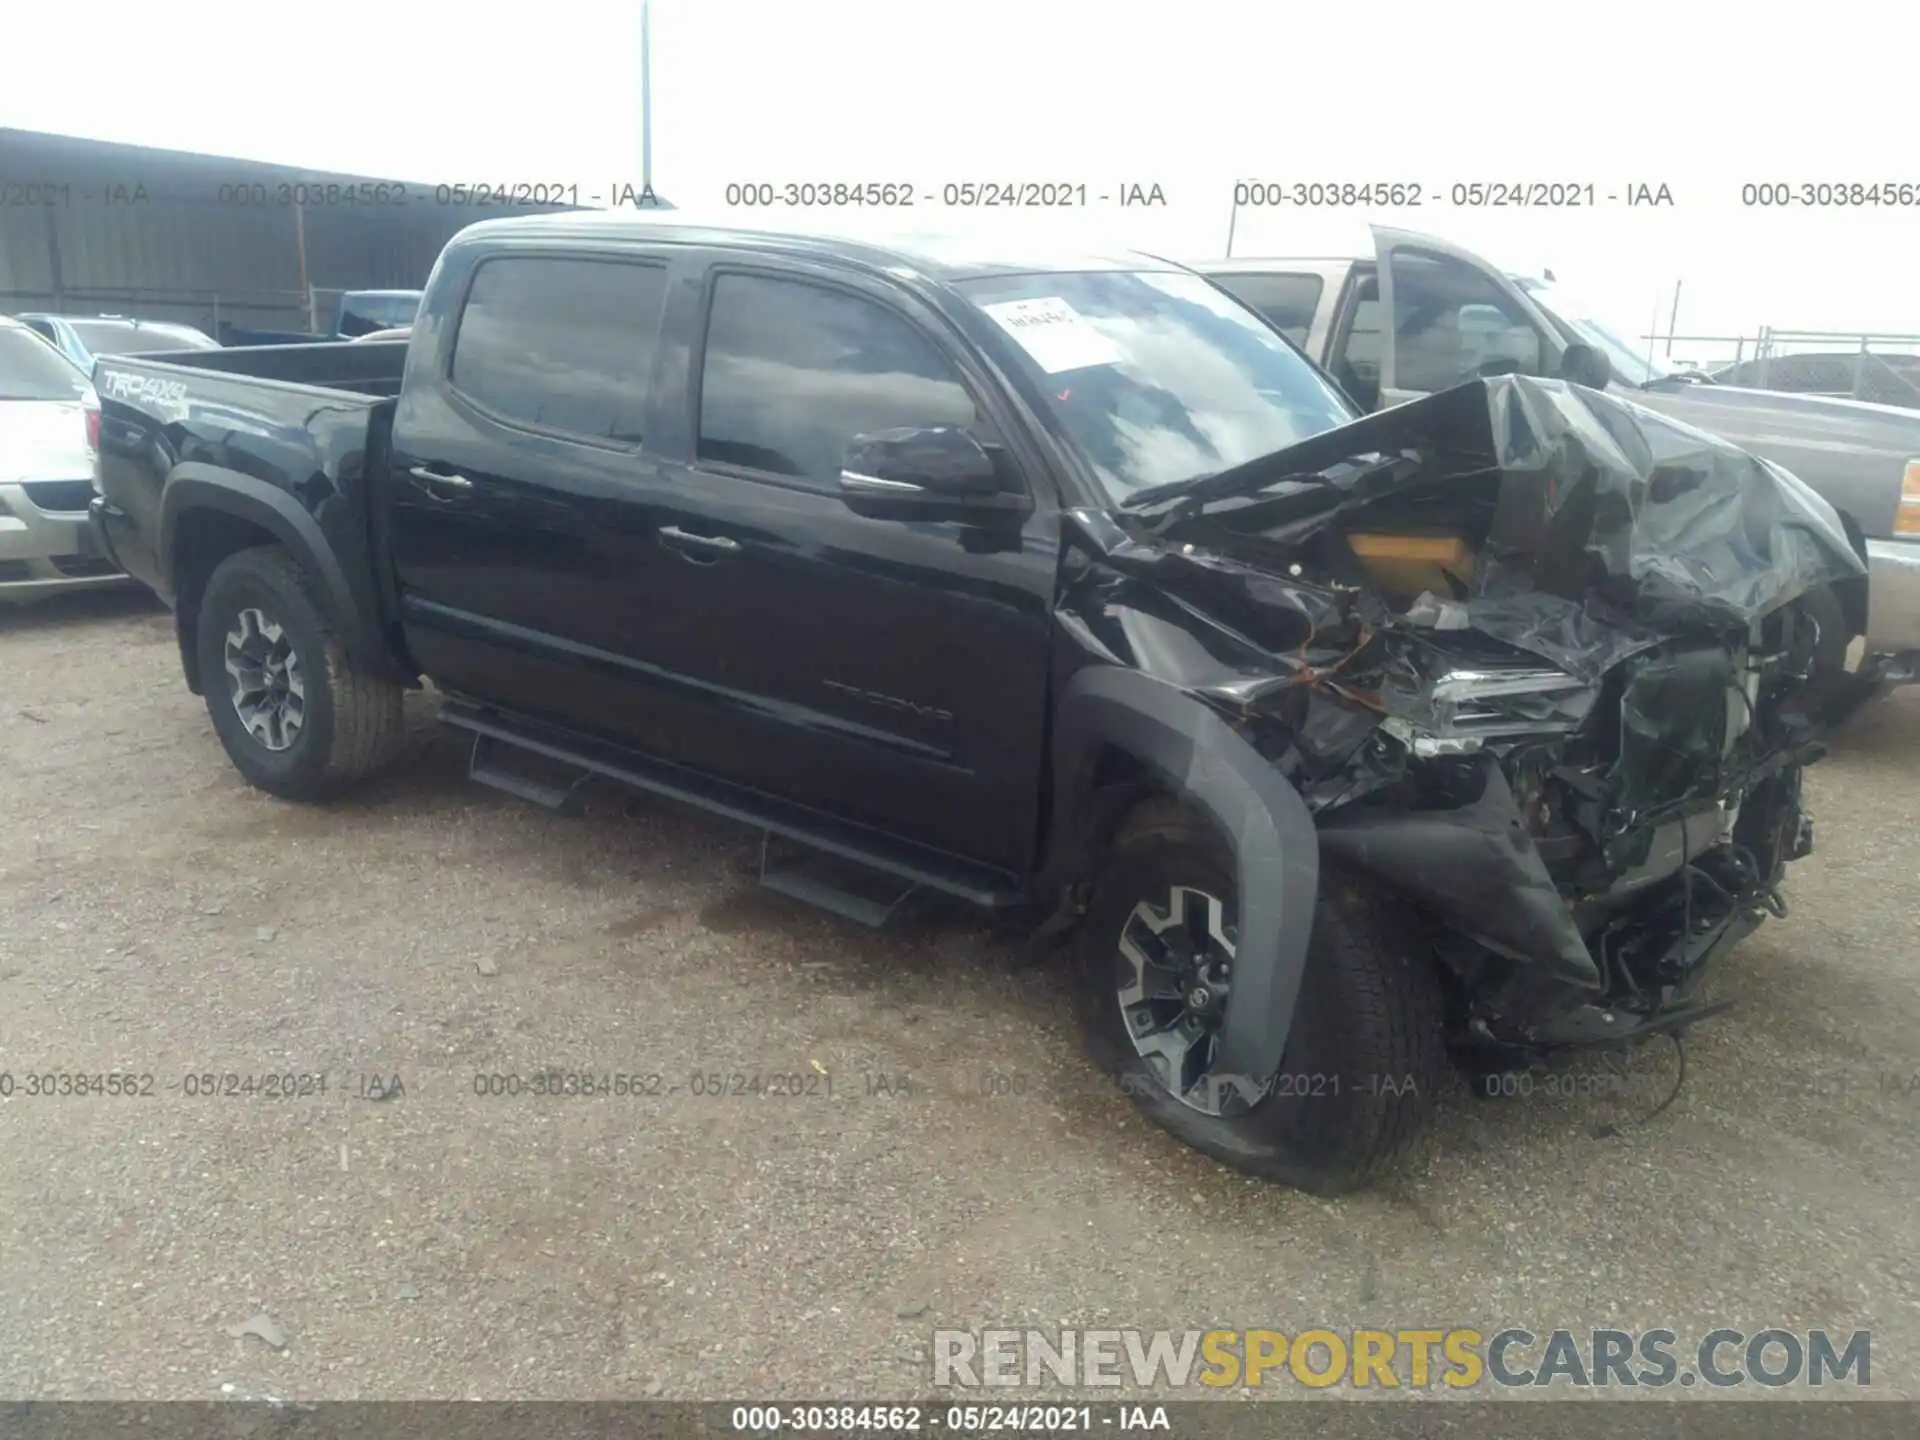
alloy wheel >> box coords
[1115,884,1252,1116]
[224,607,306,752]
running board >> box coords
[758,832,923,928]
[438,699,1023,913]
[466,733,591,813]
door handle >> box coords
[408,465,474,498]
[658,525,741,555]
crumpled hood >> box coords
[1056,377,1905,1057]
[1110,375,1869,686]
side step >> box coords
[437,699,1025,917]
[759,832,923,929]
[466,732,591,813]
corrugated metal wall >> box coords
[0,129,579,336]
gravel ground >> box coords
[2,589,1918,1406]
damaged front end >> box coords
[1068,375,1916,1066]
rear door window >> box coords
[695,272,984,488]
[450,257,668,444]
[1324,274,1384,409]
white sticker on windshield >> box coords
[980,296,1123,374]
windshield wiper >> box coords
[1120,471,1225,510]
[1119,460,1342,513]
[1121,449,1402,517]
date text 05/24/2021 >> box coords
[727,1403,1171,1434]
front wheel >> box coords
[1076,799,1446,1194]
[195,545,404,800]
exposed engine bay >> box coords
[1064,376,1916,1065]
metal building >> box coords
[0,128,588,340]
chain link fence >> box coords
[1643,328,1920,408]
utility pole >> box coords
[641,0,653,197]
[632,0,673,208]
[1666,279,1682,358]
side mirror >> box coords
[838,427,1026,520]
[1559,342,1613,391]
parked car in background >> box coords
[220,290,423,346]
[16,314,220,371]
[332,290,422,337]
[0,317,128,599]
[1711,351,1920,410]
[1194,225,1920,659]
[88,216,1906,1191]
[350,327,412,343]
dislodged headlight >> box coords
[1381,662,1596,755]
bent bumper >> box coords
[0,482,132,600]
[1867,538,1920,653]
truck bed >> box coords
[118,339,409,399]
[91,341,409,615]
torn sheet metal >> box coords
[1058,375,1902,1059]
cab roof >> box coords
[447,209,1179,283]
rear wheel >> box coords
[195,545,404,800]
[1076,799,1446,1194]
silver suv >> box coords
[0,317,130,599]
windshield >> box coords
[0,326,91,401]
[69,320,218,357]
[954,269,1357,502]
[1512,277,1676,386]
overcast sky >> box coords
[6,0,1916,357]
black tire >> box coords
[195,545,404,800]
[1799,583,1851,676]
[1076,798,1446,1195]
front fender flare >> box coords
[1043,665,1320,1090]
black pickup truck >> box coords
[88,214,1910,1193]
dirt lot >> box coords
[3,588,1919,1405]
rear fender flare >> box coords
[159,464,401,691]
[1042,665,1320,1090]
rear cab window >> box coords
[1204,271,1324,346]
[694,271,995,489]
[339,294,421,336]
[450,256,669,444]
